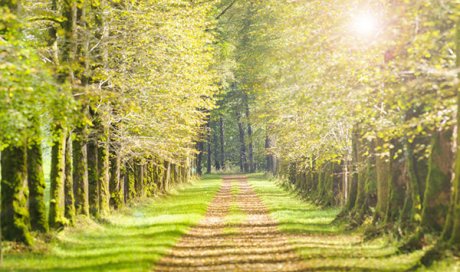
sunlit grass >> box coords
[2,175,222,272]
[247,174,429,271]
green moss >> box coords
[87,136,99,217]
[97,126,110,216]
[109,144,123,208]
[421,131,452,232]
[1,145,33,245]
[64,136,76,225]
[27,142,48,232]
[49,130,66,229]
[125,162,136,201]
[73,127,89,216]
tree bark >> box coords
[374,138,390,223]
[207,132,212,174]
[73,126,89,216]
[237,111,247,173]
[219,117,225,170]
[245,98,254,173]
[109,142,123,209]
[445,20,460,246]
[87,134,99,216]
[197,141,203,175]
[64,135,75,225]
[49,128,66,228]
[97,124,110,216]
[27,142,48,232]
[213,127,221,170]
[1,145,32,245]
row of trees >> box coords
[0,0,219,245]
[215,0,460,261]
[196,0,277,174]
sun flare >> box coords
[350,11,379,37]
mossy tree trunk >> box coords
[97,124,110,216]
[87,133,99,216]
[49,128,66,228]
[64,135,75,225]
[27,141,48,233]
[73,126,89,216]
[444,20,460,247]
[374,138,390,223]
[125,161,136,202]
[134,161,144,198]
[196,141,203,175]
[344,126,359,213]
[421,130,454,232]
[109,142,123,209]
[0,0,31,246]
[404,129,453,251]
[1,145,32,245]
[165,161,171,192]
[384,140,406,226]
[398,136,423,232]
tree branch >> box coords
[216,0,237,20]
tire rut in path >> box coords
[154,176,309,272]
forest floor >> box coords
[2,174,460,271]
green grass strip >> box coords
[3,175,222,272]
[247,174,430,272]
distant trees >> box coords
[0,0,219,244]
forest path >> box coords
[154,176,308,272]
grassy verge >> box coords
[2,175,222,272]
[247,174,430,271]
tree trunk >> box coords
[97,124,110,216]
[344,126,359,212]
[384,140,406,225]
[237,112,247,173]
[207,134,212,174]
[87,134,99,216]
[374,138,390,223]
[219,117,225,170]
[64,135,75,225]
[213,128,221,171]
[49,128,66,228]
[197,141,203,175]
[109,142,123,209]
[445,20,460,246]
[245,100,254,173]
[134,161,144,198]
[125,162,136,202]
[165,161,171,192]
[27,142,48,233]
[73,126,89,216]
[265,134,275,173]
[399,138,423,230]
[353,137,375,223]
[1,145,32,245]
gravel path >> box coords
[154,176,309,272]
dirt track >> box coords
[154,176,309,272]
